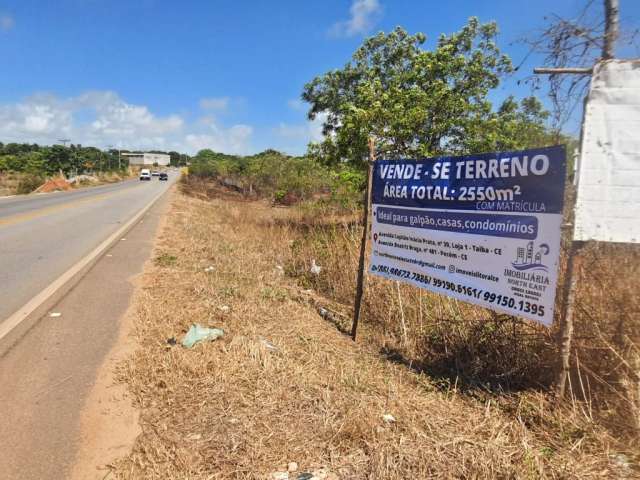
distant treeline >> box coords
[0,142,191,176]
[188,149,366,207]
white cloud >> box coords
[185,123,253,154]
[0,14,14,32]
[287,98,306,112]
[0,91,253,154]
[275,112,327,144]
[329,0,382,37]
[199,97,230,111]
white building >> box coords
[123,152,170,166]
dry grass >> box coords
[270,187,640,436]
[0,172,19,196]
[112,186,636,479]
[0,170,133,196]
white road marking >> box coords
[0,185,171,348]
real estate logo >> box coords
[511,241,550,272]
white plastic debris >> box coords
[310,259,322,275]
[275,265,284,274]
[204,266,215,273]
[611,453,632,476]
[271,473,289,480]
[181,324,224,348]
[288,462,298,472]
[382,413,396,423]
[49,312,61,318]
[260,337,279,352]
[218,305,230,313]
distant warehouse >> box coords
[123,152,170,166]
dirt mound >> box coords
[35,177,73,193]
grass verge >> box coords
[111,187,636,478]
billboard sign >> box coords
[369,146,567,325]
[574,60,640,243]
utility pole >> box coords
[108,145,122,170]
[58,139,71,147]
[533,0,620,399]
[603,0,619,59]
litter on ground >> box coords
[382,413,396,423]
[181,324,224,348]
[259,337,278,352]
[309,259,322,275]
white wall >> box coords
[126,153,170,166]
[574,60,640,244]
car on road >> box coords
[159,172,168,181]
[139,169,152,181]
[151,171,160,176]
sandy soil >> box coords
[69,300,141,479]
[69,193,173,480]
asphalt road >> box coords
[0,186,173,479]
[0,173,177,325]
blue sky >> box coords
[0,0,638,155]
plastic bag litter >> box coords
[310,259,322,275]
[259,337,278,352]
[382,413,396,423]
[181,324,224,348]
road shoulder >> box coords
[0,185,174,480]
[70,188,174,480]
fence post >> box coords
[556,240,584,398]
[351,137,376,341]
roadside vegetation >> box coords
[109,16,639,478]
[113,189,633,479]
[0,142,190,195]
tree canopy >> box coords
[303,18,557,166]
[0,143,191,176]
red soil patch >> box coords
[35,178,73,193]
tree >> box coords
[303,19,552,166]
[23,151,45,174]
[0,155,23,172]
[168,151,181,166]
[522,0,639,130]
[42,145,72,175]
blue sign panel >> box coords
[372,145,566,214]
[369,146,567,326]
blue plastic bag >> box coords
[181,324,224,348]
